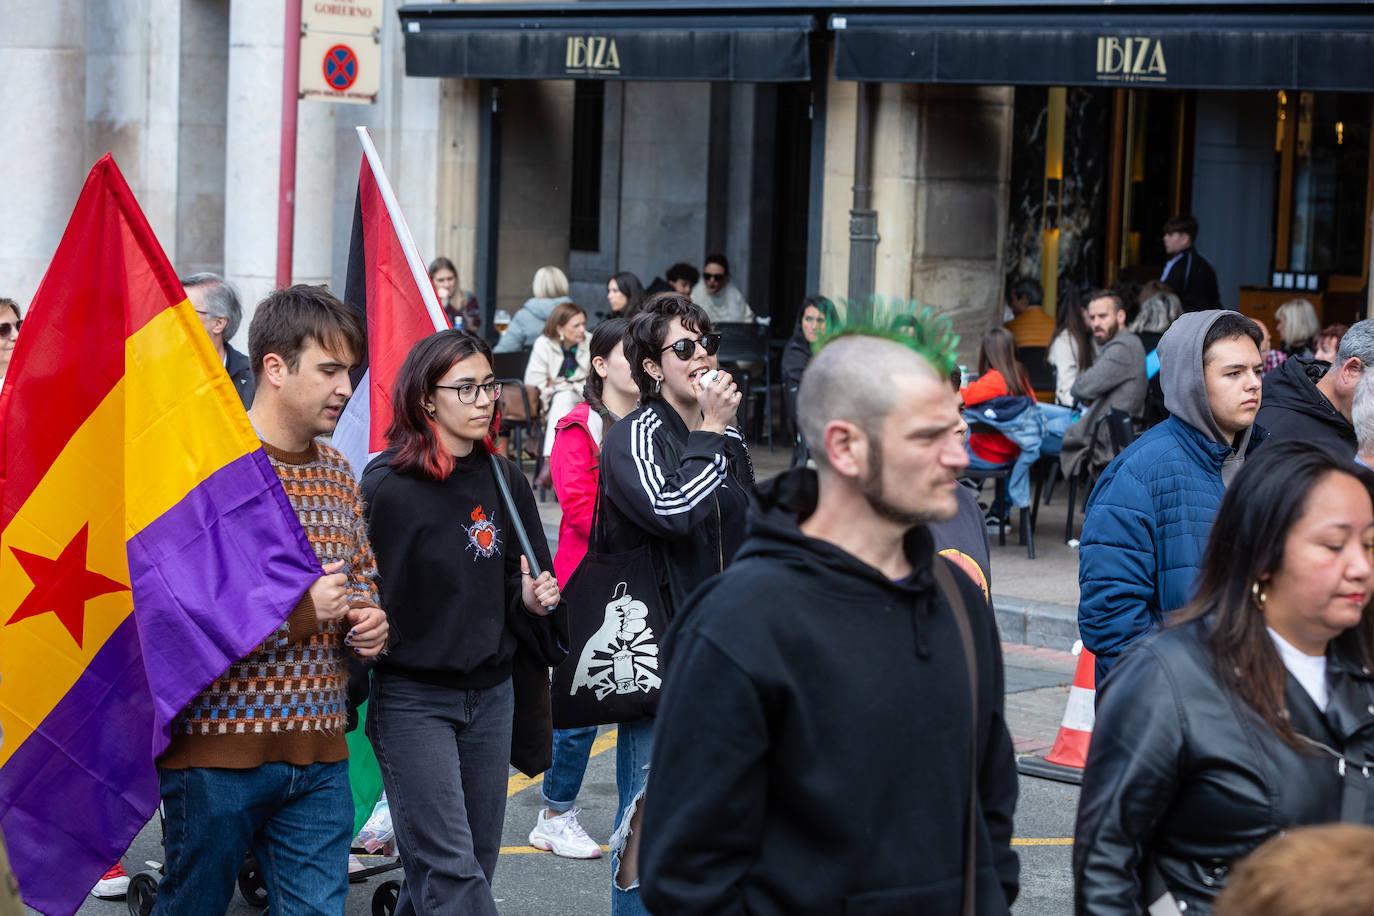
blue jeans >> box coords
[542,726,598,811]
[611,717,655,916]
[1038,403,1075,457]
[965,453,1011,517]
[153,760,351,916]
[367,673,514,916]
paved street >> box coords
[61,448,1087,916]
[65,642,1080,916]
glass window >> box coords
[1286,92,1369,276]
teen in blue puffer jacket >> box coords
[1077,311,1268,685]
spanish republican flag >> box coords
[0,157,323,915]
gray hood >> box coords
[1157,309,1256,484]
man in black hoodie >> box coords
[1254,318,1373,456]
[639,331,1019,915]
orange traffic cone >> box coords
[1016,643,1096,784]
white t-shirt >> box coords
[1267,627,1329,711]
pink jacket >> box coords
[549,401,605,584]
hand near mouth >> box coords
[697,369,742,434]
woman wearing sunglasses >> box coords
[595,292,754,915]
[0,298,21,392]
[360,330,564,916]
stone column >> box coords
[223,0,285,343]
[85,0,183,256]
[436,78,482,296]
[821,75,1013,364]
[0,0,88,305]
[175,0,232,278]
[901,84,1014,364]
[291,99,336,288]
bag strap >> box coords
[587,471,606,555]
[931,559,978,916]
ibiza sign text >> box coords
[1095,36,1167,83]
[566,36,621,75]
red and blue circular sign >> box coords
[323,44,358,91]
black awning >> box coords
[398,9,816,82]
[831,13,1374,92]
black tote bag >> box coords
[551,488,670,729]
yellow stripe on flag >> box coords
[0,301,259,768]
[123,301,260,537]
[0,382,132,770]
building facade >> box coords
[4,1,1372,363]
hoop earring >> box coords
[1251,580,1267,611]
[651,377,661,397]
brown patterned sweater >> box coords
[158,439,381,770]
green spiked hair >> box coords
[814,296,960,376]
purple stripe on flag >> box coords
[0,614,153,916]
[0,449,321,916]
[127,449,322,735]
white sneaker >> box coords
[528,807,602,859]
[90,862,130,899]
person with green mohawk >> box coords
[640,303,1020,916]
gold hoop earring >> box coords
[1251,580,1267,610]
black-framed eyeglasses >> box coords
[0,321,21,339]
[703,272,727,282]
[660,333,721,361]
[434,381,502,404]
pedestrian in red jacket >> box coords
[529,316,641,859]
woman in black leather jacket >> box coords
[1074,441,1374,915]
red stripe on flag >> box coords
[0,155,186,531]
[356,158,440,452]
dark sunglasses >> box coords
[0,320,21,339]
[703,272,727,282]
[660,333,721,361]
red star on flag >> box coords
[5,523,130,647]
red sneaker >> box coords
[90,862,130,899]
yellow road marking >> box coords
[502,733,1071,854]
[506,727,619,798]
[498,839,1072,857]
[1012,838,1074,846]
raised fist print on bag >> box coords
[571,581,661,699]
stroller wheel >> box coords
[372,879,401,916]
[125,871,159,916]
[237,854,269,907]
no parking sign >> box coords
[299,1,381,104]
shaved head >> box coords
[797,335,941,469]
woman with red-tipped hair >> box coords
[361,329,564,916]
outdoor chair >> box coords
[1063,408,1136,543]
[963,421,1036,560]
[490,349,545,483]
[716,321,772,448]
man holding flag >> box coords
[0,156,384,916]
[152,285,388,914]
[157,282,390,911]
